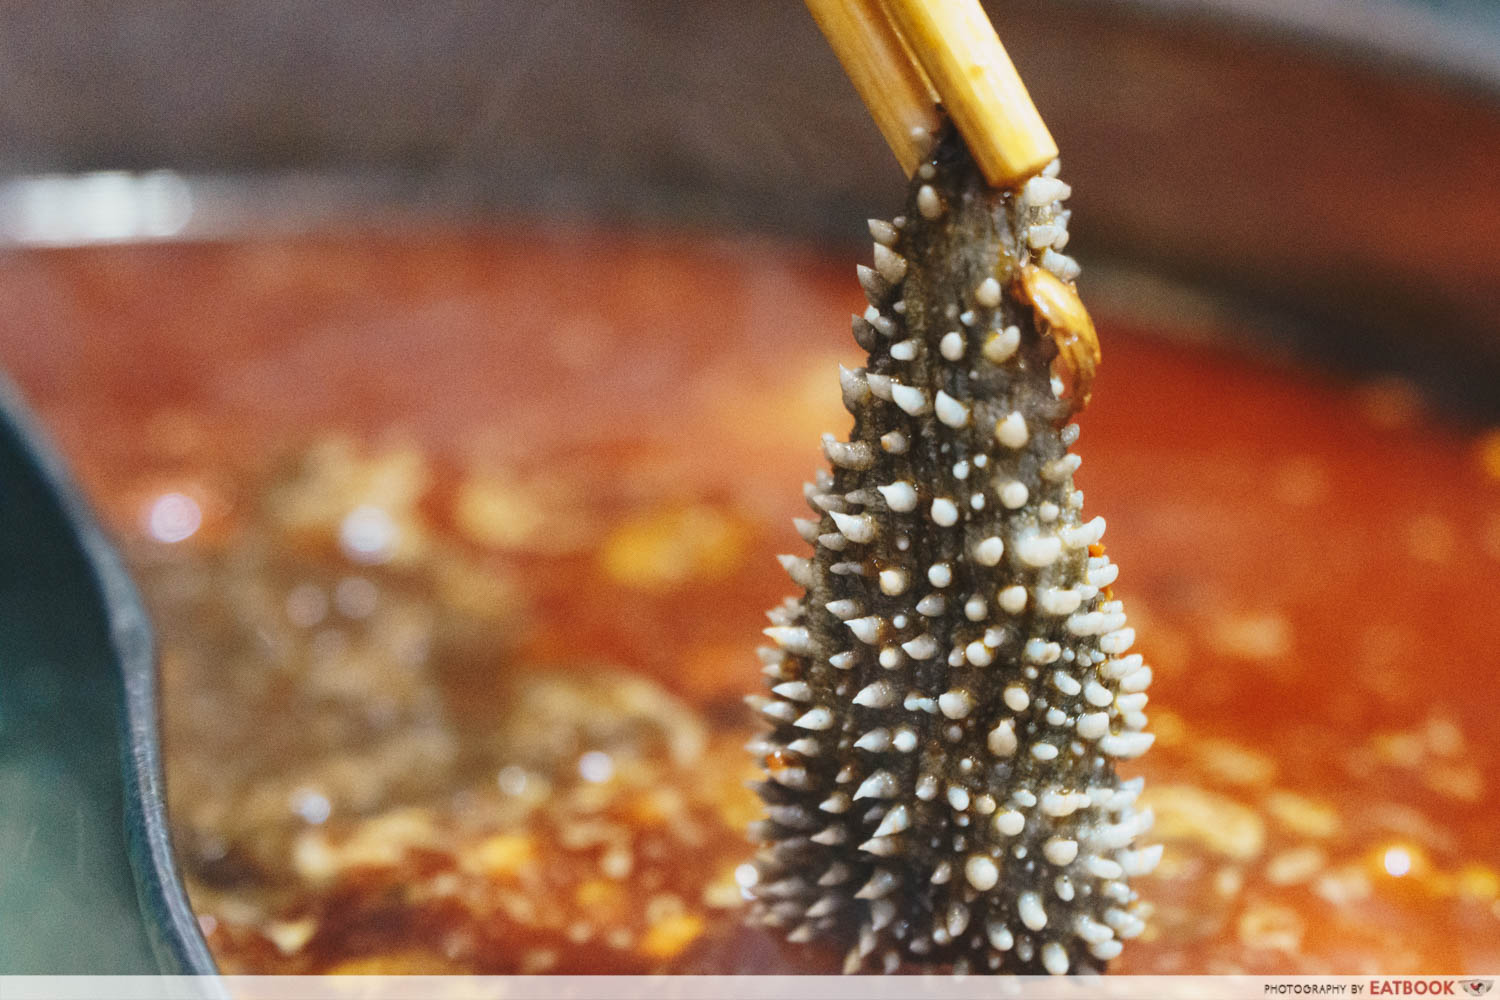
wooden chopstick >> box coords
[805,0,1058,188]
[803,0,942,177]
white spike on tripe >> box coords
[1077,712,1110,740]
[852,681,897,708]
[1017,534,1062,568]
[1024,639,1061,664]
[988,720,1018,757]
[1043,453,1082,481]
[873,243,907,284]
[770,766,812,789]
[818,531,848,551]
[763,626,811,655]
[772,681,812,702]
[1052,671,1082,696]
[838,365,870,408]
[1075,915,1115,944]
[1043,838,1079,866]
[1083,680,1113,706]
[901,634,939,660]
[865,307,896,337]
[872,804,911,838]
[1041,249,1081,282]
[825,599,861,620]
[1085,856,1124,880]
[916,594,945,616]
[994,412,1029,449]
[998,584,1028,614]
[856,265,886,301]
[852,869,894,905]
[1118,844,1164,876]
[794,708,835,731]
[938,689,975,719]
[974,277,1002,308]
[846,616,881,644]
[1023,175,1071,207]
[811,826,848,845]
[876,480,918,512]
[983,326,1021,364]
[830,510,876,544]
[929,498,959,526]
[947,900,972,937]
[916,184,941,219]
[1102,652,1143,680]
[818,793,851,815]
[1099,628,1136,655]
[994,809,1026,836]
[870,899,898,932]
[1099,732,1155,759]
[854,771,899,800]
[1002,685,1030,711]
[890,383,929,416]
[988,921,1014,951]
[962,855,999,891]
[1027,223,1062,249]
[934,390,969,428]
[973,536,1005,566]
[822,433,874,470]
[1061,516,1105,548]
[777,554,814,587]
[805,894,843,919]
[1017,892,1047,931]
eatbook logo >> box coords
[1461,983,1493,997]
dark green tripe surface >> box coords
[746,134,1158,974]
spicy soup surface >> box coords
[0,226,1496,974]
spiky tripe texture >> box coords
[745,131,1160,975]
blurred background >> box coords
[0,0,1497,978]
[1,0,1499,404]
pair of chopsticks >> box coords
[804,0,1057,189]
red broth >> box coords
[0,225,1496,974]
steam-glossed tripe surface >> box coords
[746,133,1159,974]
